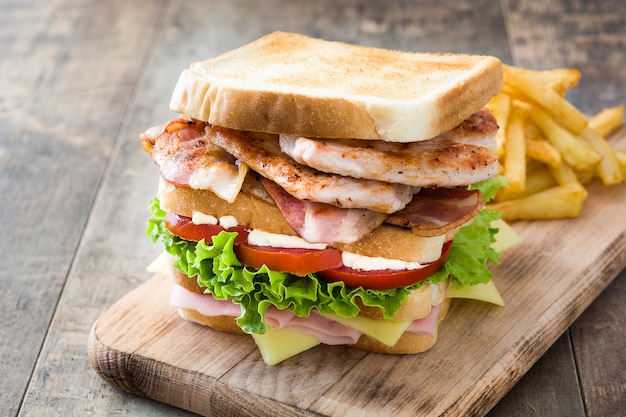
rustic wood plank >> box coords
[487,333,585,416]
[14,0,625,415]
[10,0,196,414]
[158,0,511,57]
[0,0,167,416]
[572,268,626,417]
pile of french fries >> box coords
[486,64,626,221]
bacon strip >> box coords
[262,178,386,244]
[140,118,247,203]
[386,188,483,237]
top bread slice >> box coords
[169,31,503,142]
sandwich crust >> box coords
[169,31,503,142]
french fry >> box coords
[588,105,624,138]
[503,66,588,134]
[503,65,581,95]
[490,64,625,222]
[579,127,624,185]
[525,103,602,171]
[544,68,582,95]
[525,137,561,168]
[576,169,595,184]
[499,84,528,102]
[503,102,527,193]
[487,182,588,221]
[614,150,626,176]
[494,167,556,202]
[550,160,579,185]
[486,93,511,157]
[524,117,544,140]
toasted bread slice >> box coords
[158,177,453,263]
[169,31,503,142]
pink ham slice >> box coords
[405,303,442,335]
[261,178,387,244]
[169,285,361,345]
[386,187,483,237]
[170,284,243,317]
[264,307,362,345]
[170,285,441,346]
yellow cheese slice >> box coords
[252,327,321,365]
[491,218,523,253]
[146,252,169,274]
[322,314,411,347]
[445,219,519,306]
[447,280,504,306]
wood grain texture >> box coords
[572,268,626,417]
[502,0,626,113]
[491,271,626,417]
[13,4,197,415]
[0,0,165,415]
[488,333,586,416]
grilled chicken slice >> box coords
[279,109,499,188]
[207,126,414,214]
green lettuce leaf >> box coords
[428,207,501,288]
[470,175,508,203]
[147,196,501,334]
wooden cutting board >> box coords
[89,131,626,417]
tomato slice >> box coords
[318,241,452,290]
[165,213,248,244]
[234,244,343,275]
[165,211,451,287]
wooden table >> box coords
[2,1,624,416]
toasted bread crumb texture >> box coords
[170,32,503,142]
